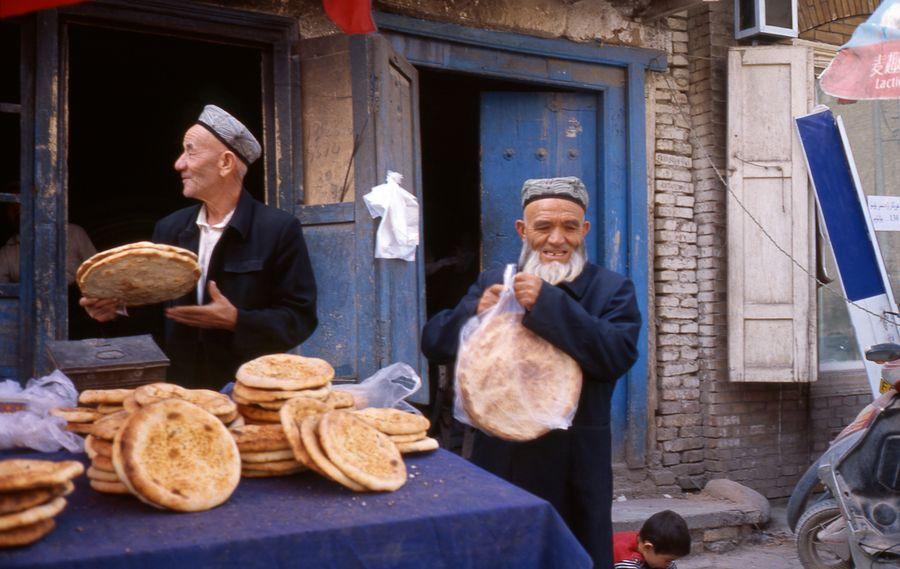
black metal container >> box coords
[47,335,169,391]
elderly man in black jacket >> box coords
[82,105,317,390]
[421,177,641,569]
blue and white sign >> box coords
[795,106,899,397]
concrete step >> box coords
[612,484,770,556]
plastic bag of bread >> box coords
[454,264,582,441]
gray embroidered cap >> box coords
[521,176,589,210]
[195,104,261,166]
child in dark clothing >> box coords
[613,510,691,569]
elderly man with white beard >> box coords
[421,176,641,569]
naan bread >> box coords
[278,398,331,470]
[233,381,331,403]
[89,480,131,495]
[50,407,101,423]
[0,519,56,548]
[389,431,427,443]
[353,408,430,436]
[78,388,134,405]
[92,411,131,441]
[78,245,200,306]
[135,383,236,418]
[229,424,289,453]
[236,354,334,390]
[300,416,365,491]
[240,449,296,463]
[0,460,84,492]
[319,411,406,492]
[456,311,582,441]
[324,391,355,409]
[86,466,119,483]
[113,399,240,512]
[0,497,66,532]
[0,483,71,516]
[396,437,439,454]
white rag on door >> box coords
[363,171,420,262]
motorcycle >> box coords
[787,343,900,568]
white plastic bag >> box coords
[0,370,84,452]
[363,171,419,261]
[453,264,583,441]
[333,362,423,414]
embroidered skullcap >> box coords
[521,177,589,210]
[195,104,261,166]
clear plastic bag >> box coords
[333,362,423,414]
[0,370,84,452]
[453,264,583,441]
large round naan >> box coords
[78,244,200,306]
[236,354,334,390]
[112,399,240,512]
[319,410,406,492]
[455,312,583,441]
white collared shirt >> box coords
[195,205,235,304]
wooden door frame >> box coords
[26,0,299,377]
[377,11,665,467]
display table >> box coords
[0,449,590,568]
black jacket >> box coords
[139,190,317,390]
[421,262,641,568]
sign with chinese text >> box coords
[821,0,900,100]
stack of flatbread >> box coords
[127,383,240,426]
[232,354,353,424]
[455,311,583,441]
[353,408,439,454]
[77,241,200,306]
[84,411,132,494]
[0,459,83,547]
[230,424,305,478]
[281,408,407,492]
[50,388,134,436]
[112,399,241,512]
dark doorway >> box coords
[66,25,264,338]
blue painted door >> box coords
[480,91,626,459]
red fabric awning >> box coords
[0,0,84,18]
[322,0,375,35]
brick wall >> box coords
[798,0,878,44]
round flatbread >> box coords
[0,483,70,516]
[396,437,439,454]
[135,384,237,418]
[319,410,406,492]
[239,459,302,473]
[278,397,331,470]
[76,241,195,285]
[113,399,240,512]
[78,388,133,406]
[300,416,365,491]
[229,424,289,453]
[65,422,94,435]
[0,518,56,548]
[89,479,131,495]
[96,404,125,415]
[0,497,66,532]
[0,460,84,493]
[240,449,296,463]
[241,466,304,478]
[86,436,112,458]
[324,391,355,409]
[456,311,583,441]
[91,455,115,472]
[79,245,200,306]
[86,466,119,483]
[122,394,141,413]
[233,380,331,403]
[236,403,281,423]
[236,354,334,391]
[353,408,430,436]
[92,411,131,441]
[50,407,101,423]
[389,431,427,444]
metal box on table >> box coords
[47,335,169,391]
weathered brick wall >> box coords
[798,0,878,44]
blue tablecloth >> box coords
[0,449,590,569]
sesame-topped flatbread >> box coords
[135,383,236,418]
[0,460,84,493]
[0,482,72,516]
[240,449,296,463]
[233,381,331,403]
[319,411,406,492]
[236,354,334,391]
[324,391,355,410]
[396,437,440,454]
[353,408,430,436]
[50,407,101,423]
[455,311,582,441]
[78,388,134,406]
[76,242,198,286]
[228,424,289,453]
[300,416,365,491]
[92,411,131,441]
[78,244,200,306]
[0,497,66,532]
[278,397,331,470]
[113,399,240,512]
[0,518,56,548]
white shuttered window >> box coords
[726,46,816,382]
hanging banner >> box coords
[795,106,899,398]
[820,0,900,100]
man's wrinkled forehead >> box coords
[182,124,225,153]
[523,198,586,222]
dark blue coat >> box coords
[421,262,641,568]
[133,190,317,390]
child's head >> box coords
[637,510,691,568]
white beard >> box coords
[518,241,587,285]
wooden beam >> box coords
[638,0,718,21]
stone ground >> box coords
[678,502,802,569]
